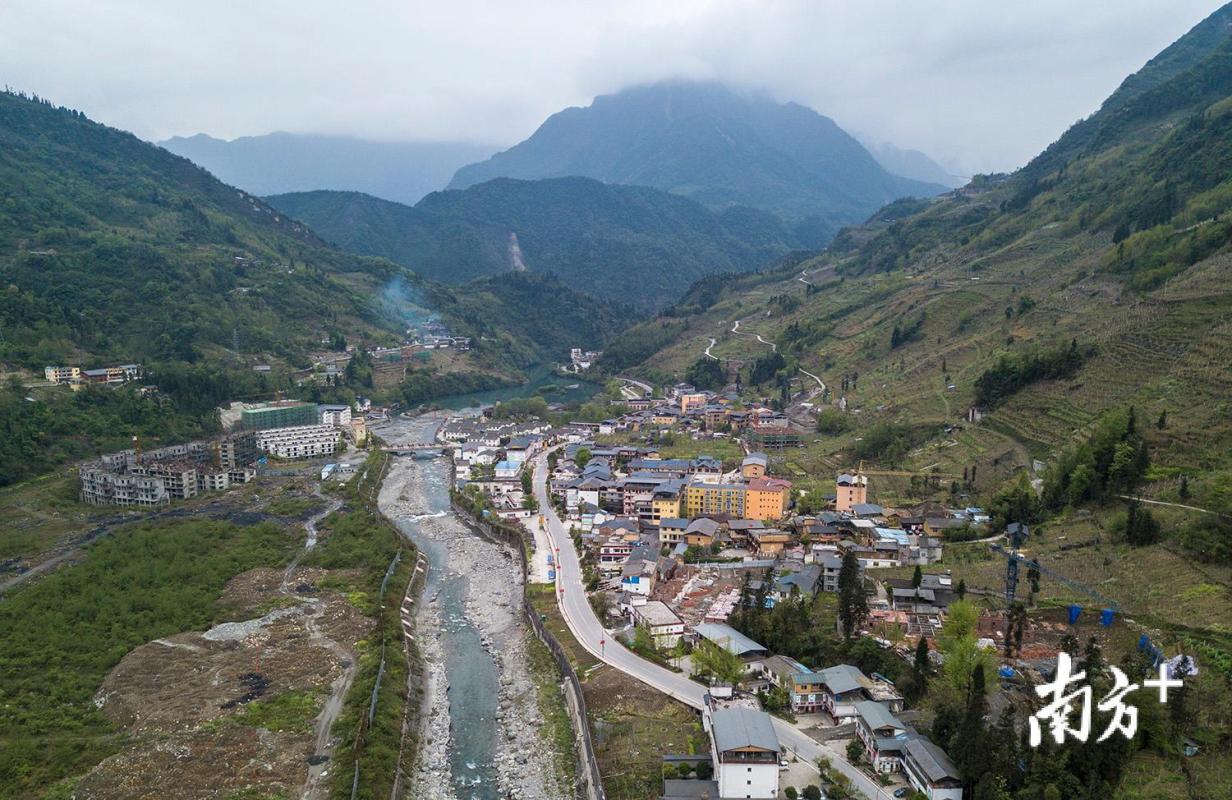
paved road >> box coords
[731,319,778,352]
[1115,494,1230,518]
[799,367,825,392]
[531,452,893,800]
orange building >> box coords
[836,472,868,513]
[745,476,792,521]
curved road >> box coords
[730,319,779,353]
[532,452,892,800]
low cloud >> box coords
[0,0,1220,174]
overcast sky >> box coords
[0,1,1222,174]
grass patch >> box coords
[526,634,579,790]
[0,471,102,561]
[528,583,602,673]
[230,689,323,733]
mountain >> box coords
[267,178,795,309]
[860,139,965,188]
[160,132,495,206]
[447,81,947,243]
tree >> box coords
[837,550,868,639]
[785,788,798,800]
[1156,410,1167,430]
[911,565,923,588]
[951,662,988,780]
[802,786,822,800]
[1179,475,1190,499]
[846,738,864,763]
[938,600,995,698]
[573,447,592,468]
[909,637,932,704]
[956,578,967,600]
[1123,499,1160,545]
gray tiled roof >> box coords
[711,708,779,753]
[906,737,961,783]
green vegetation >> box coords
[1041,407,1150,512]
[685,355,727,390]
[269,177,791,311]
[0,91,410,372]
[851,421,932,463]
[422,270,632,368]
[308,453,414,800]
[398,367,516,407]
[973,341,1090,408]
[230,689,323,733]
[0,518,295,797]
[0,380,219,487]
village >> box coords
[439,380,1055,800]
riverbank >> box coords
[375,415,568,800]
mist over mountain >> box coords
[448,81,947,243]
[860,139,965,188]
[160,132,495,206]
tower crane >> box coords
[992,523,1121,613]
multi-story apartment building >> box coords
[79,469,170,507]
[44,366,81,384]
[684,481,747,518]
[254,424,340,459]
[836,471,869,513]
[241,401,319,431]
[318,404,352,427]
[129,463,199,500]
[745,476,792,521]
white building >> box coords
[703,703,780,800]
[631,600,684,647]
[903,737,963,800]
[79,469,169,507]
[255,424,341,459]
[45,365,81,384]
[318,404,352,427]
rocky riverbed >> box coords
[376,417,568,800]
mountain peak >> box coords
[447,81,945,242]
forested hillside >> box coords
[0,90,412,369]
[268,177,794,309]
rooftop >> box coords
[710,707,779,754]
[906,737,961,783]
[694,622,767,657]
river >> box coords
[374,412,565,800]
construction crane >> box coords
[991,526,1122,613]
[854,461,964,480]
[132,434,160,465]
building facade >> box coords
[241,401,319,431]
[255,424,341,459]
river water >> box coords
[377,412,502,799]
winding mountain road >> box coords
[731,319,778,352]
[531,451,892,800]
